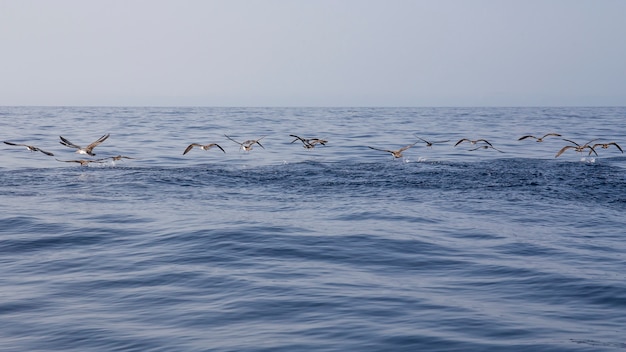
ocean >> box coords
[1,106,625,351]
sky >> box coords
[1,0,625,107]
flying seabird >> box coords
[55,158,106,166]
[59,133,110,156]
[469,145,504,153]
[3,141,54,156]
[367,141,418,158]
[107,155,135,161]
[454,138,493,147]
[518,133,562,142]
[224,135,265,151]
[290,135,314,149]
[183,143,225,155]
[589,142,623,155]
[308,138,328,146]
[555,139,598,158]
[415,135,450,147]
[289,135,328,149]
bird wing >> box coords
[542,133,561,138]
[518,135,536,141]
[36,148,55,156]
[562,138,580,147]
[56,158,82,163]
[476,139,493,146]
[585,145,598,156]
[183,143,199,155]
[252,137,266,149]
[224,135,242,145]
[454,138,469,147]
[59,136,81,149]
[589,145,604,156]
[3,141,25,146]
[289,135,305,144]
[86,134,110,150]
[555,145,573,158]
[611,142,624,153]
[213,144,226,153]
[398,142,418,152]
[368,146,393,153]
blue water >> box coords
[1,106,625,351]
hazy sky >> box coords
[1,0,625,107]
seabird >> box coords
[367,141,418,158]
[415,135,450,147]
[59,133,110,156]
[183,143,225,155]
[308,138,328,146]
[290,135,314,149]
[589,142,623,155]
[469,145,504,153]
[3,141,54,156]
[107,155,135,161]
[555,139,598,158]
[224,135,265,151]
[454,138,493,147]
[289,135,328,149]
[55,158,106,166]
[518,133,562,142]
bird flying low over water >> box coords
[106,155,135,161]
[518,133,562,142]
[289,135,328,149]
[290,135,312,148]
[224,135,265,151]
[454,138,493,147]
[367,141,418,158]
[3,141,54,156]
[469,145,504,153]
[414,136,450,147]
[555,139,598,158]
[589,142,623,155]
[183,143,225,155]
[55,158,106,166]
[309,138,328,146]
[59,133,110,156]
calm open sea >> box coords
[1,106,625,351]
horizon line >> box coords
[2,104,625,109]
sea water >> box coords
[1,106,625,351]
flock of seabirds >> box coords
[2,132,624,166]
